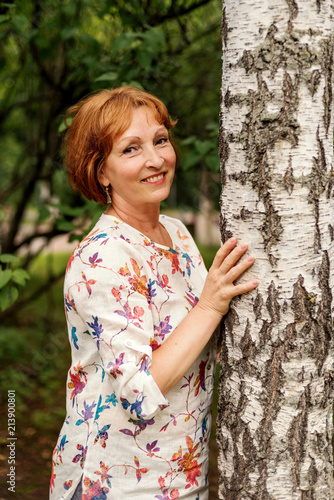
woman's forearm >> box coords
[149,304,221,395]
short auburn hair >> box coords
[63,86,177,205]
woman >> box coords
[50,86,258,499]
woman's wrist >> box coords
[196,299,226,325]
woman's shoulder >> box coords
[79,214,131,249]
[65,214,142,276]
[160,214,191,237]
[159,214,196,250]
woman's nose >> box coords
[144,145,164,168]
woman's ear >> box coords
[97,166,108,189]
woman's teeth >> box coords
[144,173,164,182]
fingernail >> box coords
[240,242,248,249]
[253,280,259,286]
[228,237,236,244]
[247,255,254,262]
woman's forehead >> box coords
[114,106,165,141]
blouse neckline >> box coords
[100,212,176,252]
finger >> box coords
[226,254,255,283]
[219,242,249,274]
[231,279,259,298]
[210,237,237,270]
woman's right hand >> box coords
[197,237,259,319]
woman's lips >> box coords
[142,172,166,184]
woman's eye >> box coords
[123,146,136,154]
[156,137,168,145]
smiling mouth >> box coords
[142,172,166,183]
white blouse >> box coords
[50,213,216,499]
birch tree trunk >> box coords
[217,0,334,498]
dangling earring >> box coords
[105,185,111,205]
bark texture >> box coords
[217,1,334,498]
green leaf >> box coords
[180,136,197,146]
[94,72,118,84]
[37,205,51,223]
[62,2,77,17]
[11,14,30,37]
[206,122,219,133]
[136,50,152,70]
[58,117,72,133]
[60,27,79,41]
[78,33,100,50]
[205,154,220,172]
[12,269,30,286]
[68,233,82,243]
[194,140,213,156]
[56,219,77,232]
[57,204,85,217]
[182,152,202,171]
[123,80,143,89]
[0,269,12,289]
[0,286,19,311]
[142,28,166,54]
[113,33,137,53]
[0,254,20,264]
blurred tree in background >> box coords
[0,0,221,315]
[0,2,222,497]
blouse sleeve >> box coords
[65,236,169,422]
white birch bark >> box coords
[217,0,334,498]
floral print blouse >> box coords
[50,213,216,500]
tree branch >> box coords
[152,0,213,25]
[170,20,221,56]
[14,227,68,253]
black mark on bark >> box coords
[316,250,333,368]
[221,6,228,48]
[285,0,299,20]
[266,281,281,324]
[309,127,328,252]
[308,69,321,96]
[283,160,295,194]
[253,291,264,321]
[240,319,257,374]
[240,50,255,73]
[288,384,311,489]
[291,275,316,322]
[321,39,333,136]
[315,0,323,13]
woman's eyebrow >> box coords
[118,135,141,145]
[118,127,168,145]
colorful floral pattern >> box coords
[50,214,216,499]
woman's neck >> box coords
[105,203,160,231]
[104,203,172,248]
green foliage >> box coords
[180,122,220,172]
[0,251,71,422]
[0,0,221,313]
[0,252,30,311]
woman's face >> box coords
[100,106,176,212]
